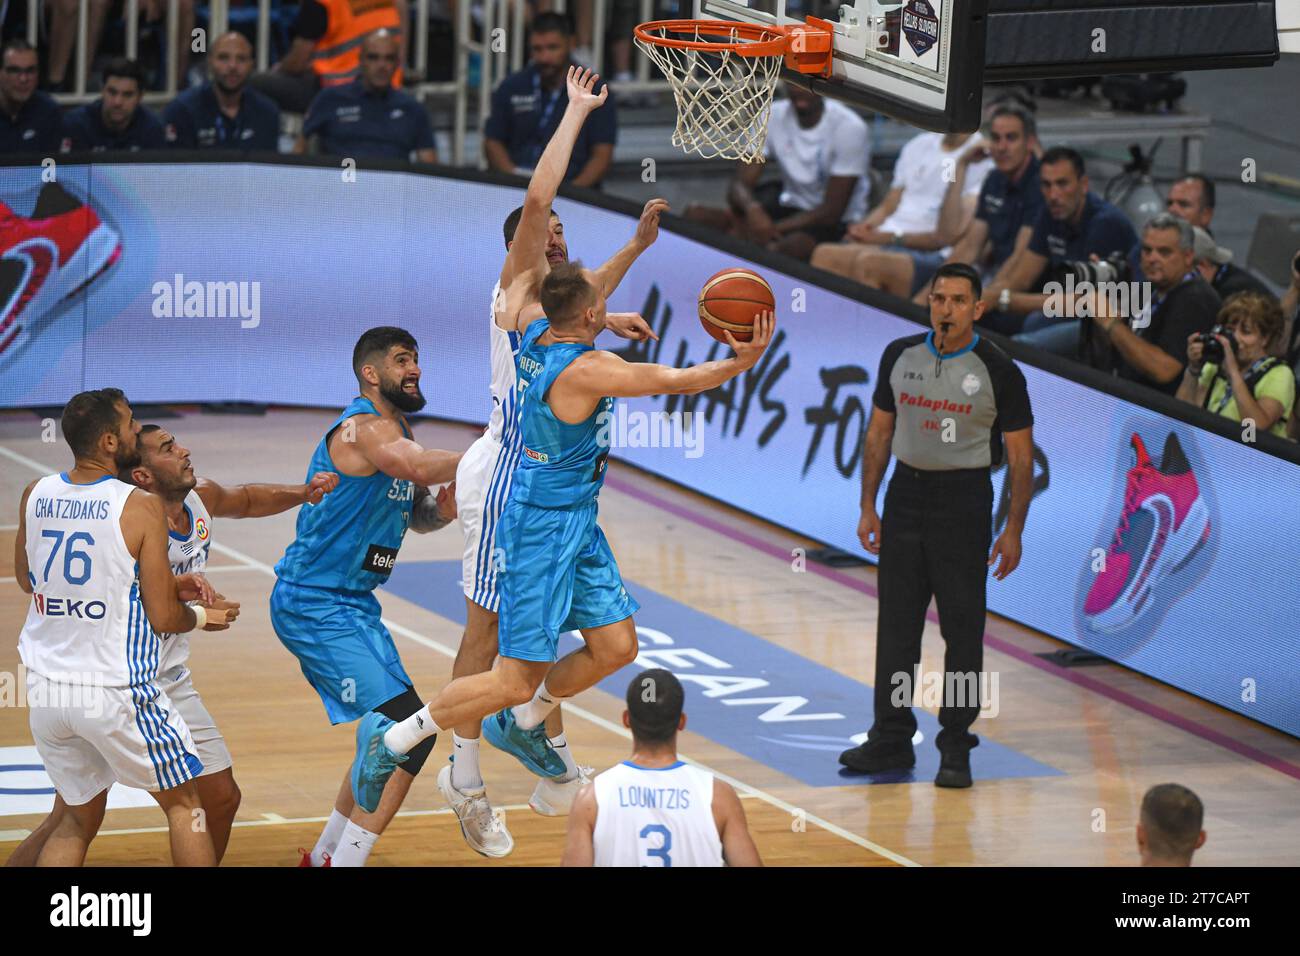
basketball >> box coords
[698,267,776,344]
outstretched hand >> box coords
[724,310,775,370]
[635,198,670,248]
[566,66,608,113]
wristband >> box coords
[192,605,208,630]
[998,288,1011,311]
[891,232,904,247]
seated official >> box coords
[60,58,165,152]
[296,32,436,163]
[1177,292,1294,440]
[1078,214,1221,395]
[0,39,62,155]
[482,12,616,187]
[164,32,280,152]
[982,147,1137,343]
[683,84,871,262]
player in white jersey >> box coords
[445,67,668,855]
[7,424,340,867]
[10,388,237,866]
[561,669,761,867]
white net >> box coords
[635,23,785,164]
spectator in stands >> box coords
[1081,214,1221,395]
[296,32,436,163]
[483,12,616,187]
[682,84,871,262]
[253,0,408,113]
[1177,292,1294,439]
[45,0,196,93]
[1285,251,1300,441]
[1190,226,1273,302]
[809,129,991,297]
[163,33,280,152]
[1165,173,1215,232]
[0,39,62,155]
[60,58,165,152]
[986,147,1137,346]
[1137,784,1205,867]
[914,103,1042,327]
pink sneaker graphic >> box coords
[1083,432,1211,633]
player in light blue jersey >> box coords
[271,326,462,867]
[350,261,774,815]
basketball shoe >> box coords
[529,765,593,816]
[482,707,567,777]
[436,763,514,858]
[1083,431,1211,633]
[0,182,122,363]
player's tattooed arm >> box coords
[409,481,457,533]
[590,198,670,299]
[195,473,339,519]
[559,783,598,867]
[357,415,462,487]
[14,479,37,592]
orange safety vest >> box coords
[312,0,404,88]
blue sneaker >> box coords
[482,708,566,778]
[351,711,409,813]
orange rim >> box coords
[634,19,789,57]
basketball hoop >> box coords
[634,18,833,164]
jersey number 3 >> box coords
[639,823,672,867]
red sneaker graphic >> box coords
[1083,432,1211,633]
[0,182,122,362]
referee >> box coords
[839,262,1034,788]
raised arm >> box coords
[195,473,339,519]
[500,66,609,293]
[589,198,668,298]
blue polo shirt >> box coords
[163,83,280,151]
[303,80,434,160]
[1028,191,1138,267]
[976,155,1042,271]
[0,91,64,154]
[61,100,166,152]
[483,64,617,181]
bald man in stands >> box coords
[1137,783,1206,866]
[163,32,281,152]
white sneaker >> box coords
[529,766,593,816]
[437,764,514,858]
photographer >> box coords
[1083,214,1220,395]
[1178,293,1295,440]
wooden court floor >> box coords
[2,407,1298,866]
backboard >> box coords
[696,0,989,133]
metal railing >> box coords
[34,0,686,163]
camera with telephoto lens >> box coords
[1059,251,1132,285]
[1196,325,1237,365]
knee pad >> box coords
[376,688,437,777]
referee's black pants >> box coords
[869,462,993,756]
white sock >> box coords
[330,821,379,867]
[451,733,483,791]
[548,732,580,781]
[310,809,349,866]
[384,705,441,754]
[512,682,566,730]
